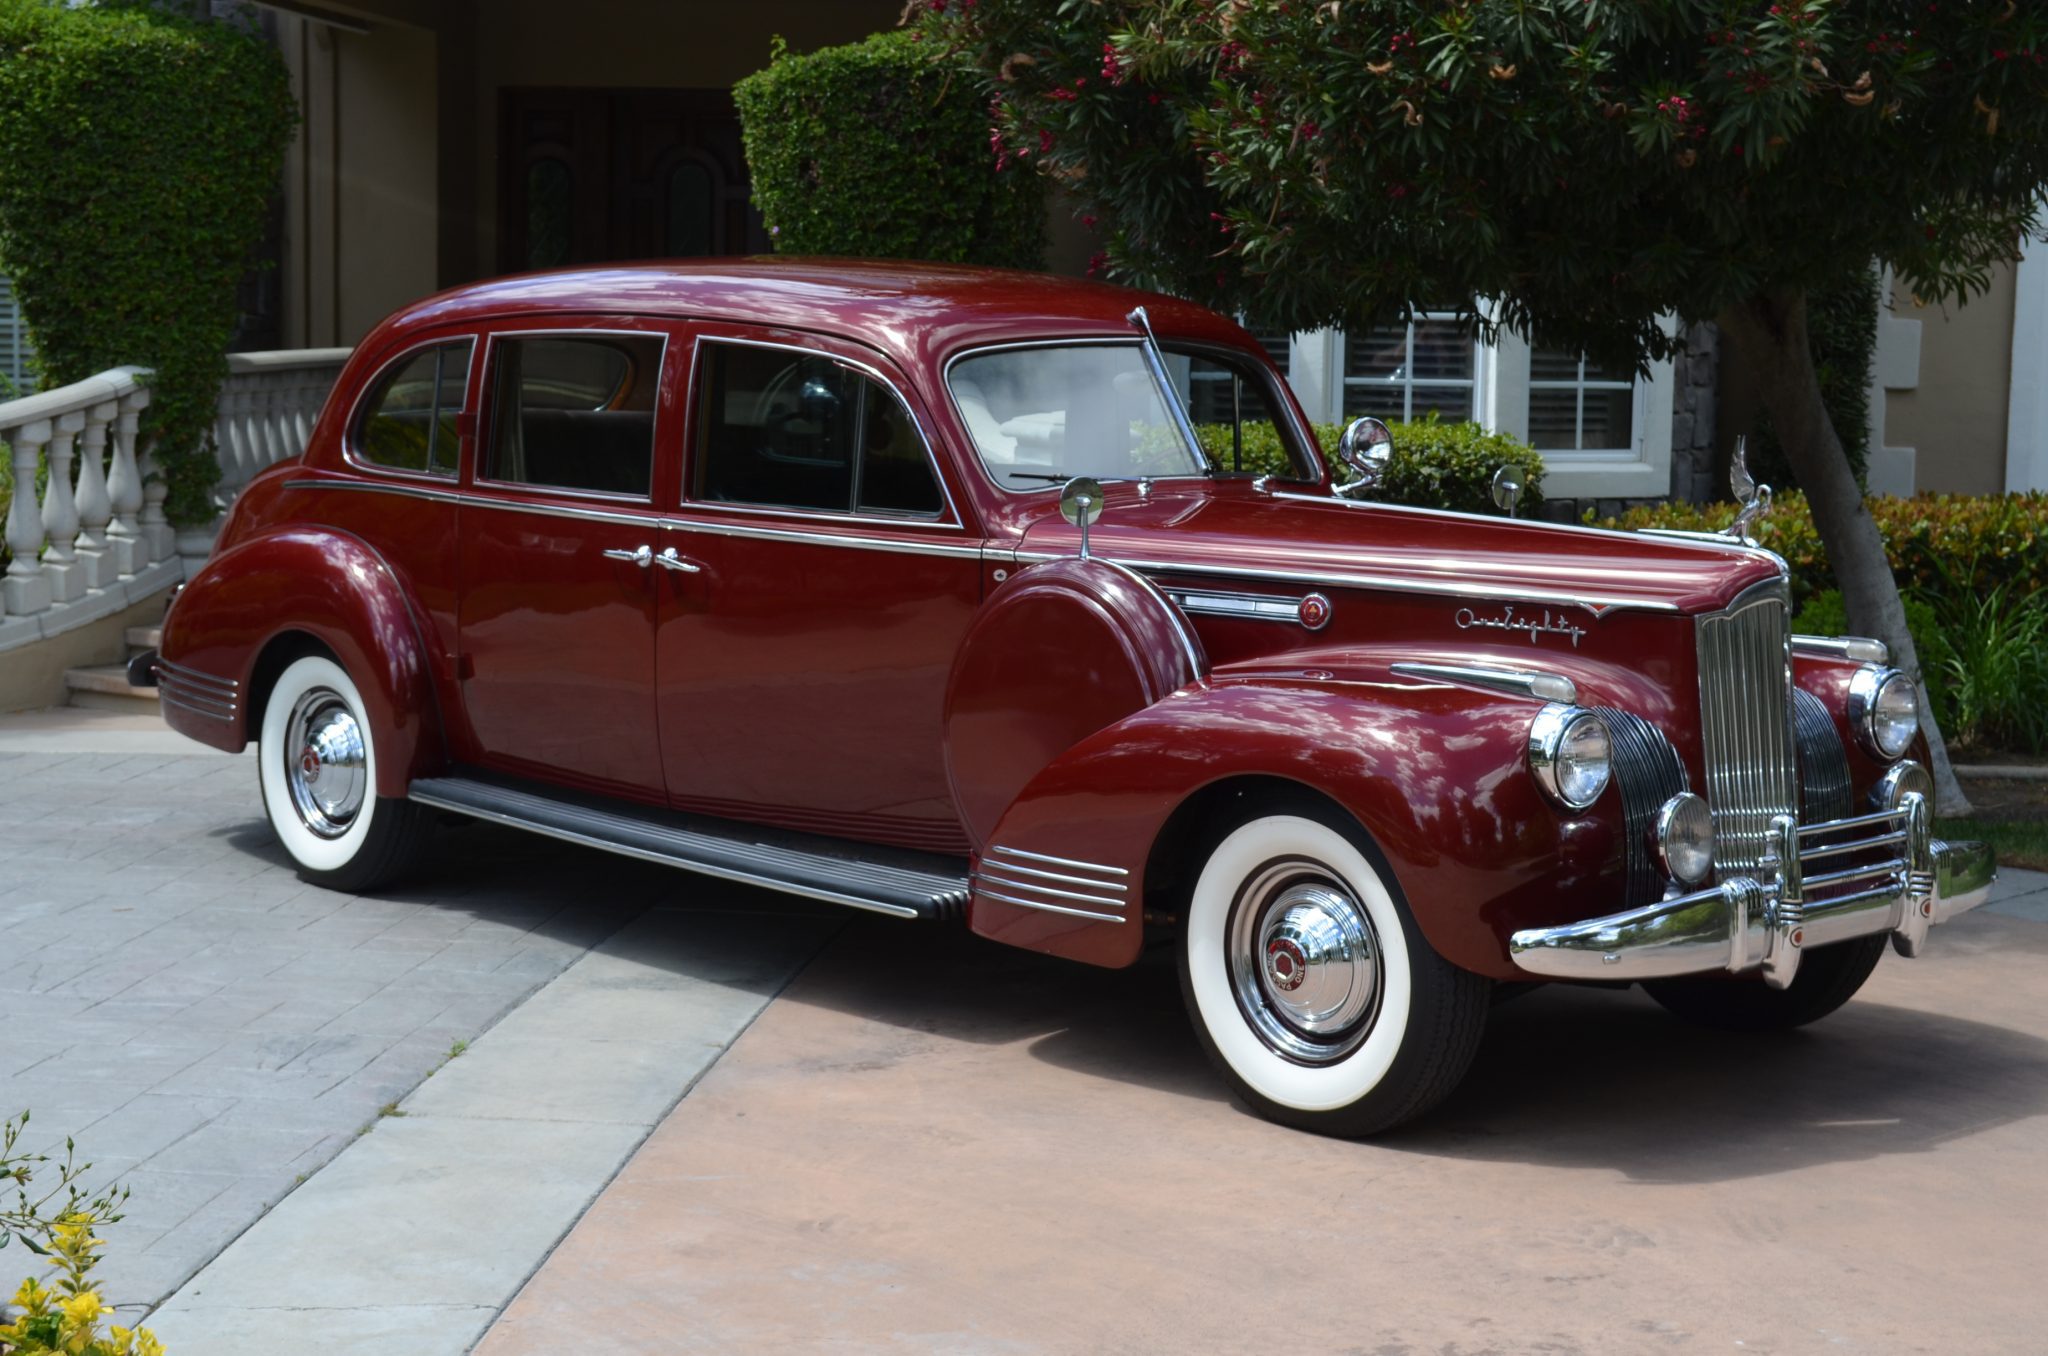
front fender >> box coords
[159,525,444,796]
[971,675,1621,977]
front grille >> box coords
[1596,707,1690,905]
[1792,687,1854,823]
[1697,581,1798,880]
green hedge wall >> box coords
[0,1,295,528]
[1193,417,1544,516]
[734,31,1044,269]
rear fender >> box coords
[971,675,1620,977]
[159,526,444,795]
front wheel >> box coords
[1178,804,1491,1137]
[258,653,432,892]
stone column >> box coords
[37,410,86,604]
[4,418,53,616]
[107,386,152,572]
[72,398,118,589]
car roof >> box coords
[374,257,1261,374]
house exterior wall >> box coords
[1883,263,2016,496]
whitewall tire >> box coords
[258,654,430,891]
[1178,802,1491,1136]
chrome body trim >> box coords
[1792,634,1890,665]
[970,885,1127,924]
[1124,306,1208,470]
[1695,578,1798,879]
[663,515,987,561]
[971,869,1126,909]
[973,859,1128,892]
[1389,661,1577,705]
[1166,587,1311,624]
[1011,548,1680,616]
[158,687,238,723]
[156,657,240,692]
[1509,794,1996,985]
[986,844,1129,877]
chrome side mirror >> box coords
[1334,416,1393,498]
[1060,475,1105,560]
[1490,464,1525,517]
[1723,434,1772,541]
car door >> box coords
[655,328,983,853]
[456,318,680,799]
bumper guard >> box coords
[1509,793,1996,989]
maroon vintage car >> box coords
[151,260,1994,1135]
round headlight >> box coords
[1653,792,1714,887]
[1849,666,1920,761]
[1528,704,1612,811]
[1874,759,1933,811]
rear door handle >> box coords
[601,544,653,568]
[655,548,702,574]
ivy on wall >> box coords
[0,0,295,527]
[734,31,1044,270]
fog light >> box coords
[1849,666,1920,760]
[1874,759,1933,811]
[1528,704,1612,811]
[1653,792,1714,886]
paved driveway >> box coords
[476,889,2048,1354]
[0,746,645,1308]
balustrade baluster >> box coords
[4,418,53,616]
[38,410,85,604]
[107,383,150,572]
[71,398,117,589]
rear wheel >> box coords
[257,654,432,891]
[1643,934,1886,1032]
[1178,801,1491,1137]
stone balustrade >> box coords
[0,347,350,654]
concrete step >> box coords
[126,625,162,651]
[65,663,158,711]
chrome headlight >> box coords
[1848,666,1919,760]
[1528,704,1612,811]
[1652,792,1714,886]
[1874,759,1933,811]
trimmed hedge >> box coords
[0,1,295,527]
[1193,417,1544,517]
[734,31,1044,268]
[1592,492,2048,612]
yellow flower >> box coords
[12,1275,50,1311]
[59,1287,106,1330]
[108,1323,138,1354]
[134,1327,165,1356]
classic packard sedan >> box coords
[152,260,1995,1135]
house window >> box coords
[1339,315,1481,422]
[0,276,33,396]
[1527,349,1638,456]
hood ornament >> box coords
[1723,435,1771,542]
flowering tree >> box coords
[923,0,2048,810]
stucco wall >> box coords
[278,15,440,347]
[1884,264,2016,495]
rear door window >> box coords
[354,340,472,476]
[483,333,666,498]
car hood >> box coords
[1010,484,1784,617]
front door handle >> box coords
[654,547,703,574]
[601,544,654,569]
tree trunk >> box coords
[1717,288,1971,815]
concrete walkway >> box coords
[474,872,2048,1355]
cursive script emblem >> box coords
[1454,604,1587,648]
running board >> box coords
[408,773,970,921]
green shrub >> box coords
[1792,587,1956,729]
[0,1,296,528]
[1593,492,2048,614]
[1933,583,2048,755]
[734,31,1043,268]
[0,1111,150,1355]
[1194,417,1543,516]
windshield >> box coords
[948,343,1206,487]
[949,341,1320,489]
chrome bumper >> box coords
[1509,794,1996,989]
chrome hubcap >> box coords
[283,687,366,839]
[1228,862,1382,1064]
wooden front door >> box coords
[498,89,768,275]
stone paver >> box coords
[147,902,839,1354]
[475,895,2048,1354]
[0,746,649,1315]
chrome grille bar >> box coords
[1697,581,1798,879]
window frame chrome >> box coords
[470,325,674,506]
[341,333,480,484]
[681,333,965,529]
